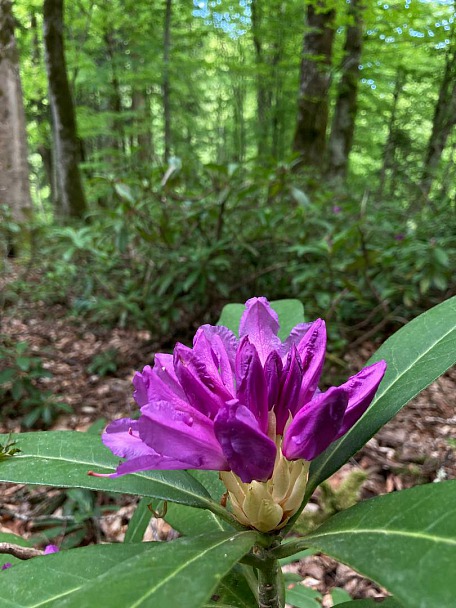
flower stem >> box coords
[257,558,284,608]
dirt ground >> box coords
[1,293,455,605]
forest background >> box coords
[1,0,456,402]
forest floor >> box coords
[1,277,455,606]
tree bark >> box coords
[251,0,271,157]
[43,0,87,219]
[327,0,364,183]
[293,2,336,168]
[132,88,152,164]
[378,67,405,197]
[163,0,172,162]
[104,29,124,157]
[0,0,33,228]
[421,41,456,199]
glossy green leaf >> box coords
[124,497,153,543]
[217,298,305,339]
[164,469,232,535]
[204,566,258,608]
[302,481,456,608]
[330,588,352,605]
[191,469,226,499]
[0,531,258,608]
[166,502,227,535]
[285,583,321,608]
[278,548,317,566]
[0,431,217,510]
[307,297,456,495]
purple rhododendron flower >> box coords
[99,298,386,485]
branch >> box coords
[0,543,43,561]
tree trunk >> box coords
[327,0,364,183]
[43,0,87,219]
[251,0,271,158]
[421,42,456,199]
[233,79,246,163]
[292,2,336,168]
[132,89,152,164]
[0,0,33,231]
[104,29,124,157]
[163,0,172,162]
[378,67,406,197]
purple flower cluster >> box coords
[101,298,386,484]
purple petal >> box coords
[194,324,238,365]
[139,400,228,470]
[146,361,192,412]
[264,350,283,411]
[173,343,230,418]
[132,366,152,407]
[193,326,237,394]
[103,419,160,460]
[283,387,349,461]
[279,322,313,357]
[1,563,12,570]
[44,545,59,555]
[102,417,211,478]
[154,353,180,383]
[110,454,198,477]
[239,297,281,364]
[235,337,268,433]
[296,319,326,407]
[214,399,277,483]
[275,346,303,434]
[153,353,185,396]
[133,359,186,408]
[335,360,387,439]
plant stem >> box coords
[257,558,283,608]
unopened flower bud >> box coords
[220,439,309,533]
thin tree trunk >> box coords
[293,2,336,168]
[378,67,405,197]
[251,0,271,157]
[327,0,364,183]
[421,41,456,199]
[0,0,33,234]
[163,0,172,162]
[437,138,456,201]
[104,29,124,157]
[233,80,246,162]
[31,10,56,205]
[43,0,87,219]
[132,89,152,164]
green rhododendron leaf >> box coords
[0,532,258,608]
[0,431,217,510]
[303,481,456,608]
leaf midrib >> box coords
[2,452,213,505]
[307,527,456,546]
[129,534,244,608]
[370,319,455,403]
